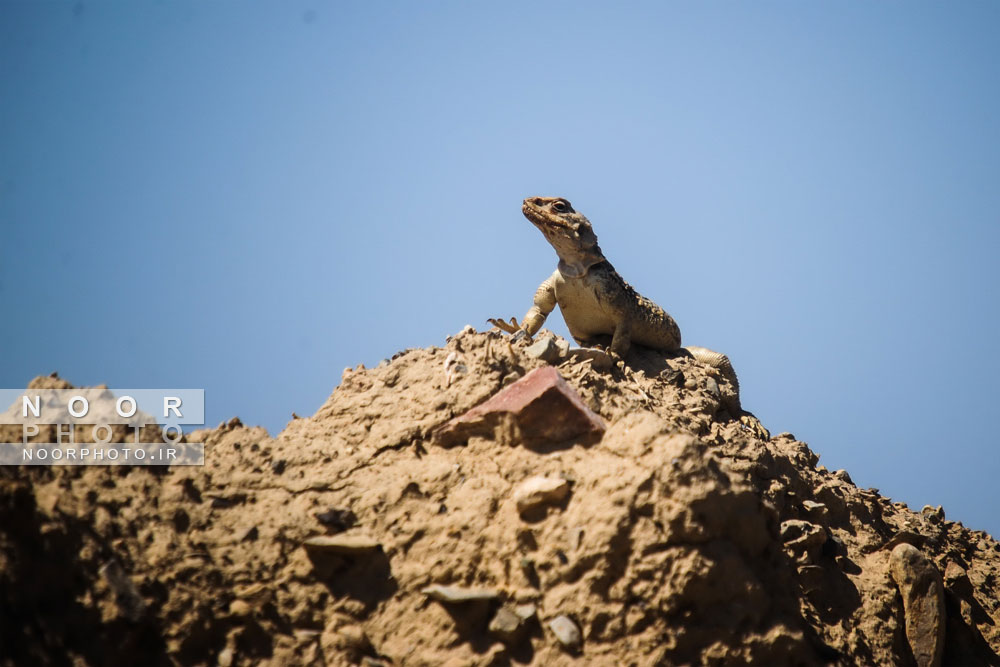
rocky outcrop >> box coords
[1,328,999,665]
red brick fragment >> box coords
[434,367,605,447]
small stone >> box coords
[568,347,613,371]
[334,624,372,652]
[780,519,827,564]
[921,505,945,525]
[526,337,562,363]
[514,604,537,621]
[228,600,252,617]
[548,615,581,648]
[832,469,853,484]
[704,377,720,399]
[443,351,469,386]
[303,534,381,555]
[421,584,500,603]
[488,607,524,642]
[802,500,828,517]
[217,647,234,667]
[889,543,945,667]
[554,337,570,356]
[659,367,684,386]
[99,560,146,622]
[797,565,825,594]
[881,531,928,552]
[315,508,358,532]
[943,561,969,590]
[513,476,570,514]
[433,366,605,447]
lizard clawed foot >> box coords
[487,317,521,335]
[738,413,770,440]
[487,317,530,343]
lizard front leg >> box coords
[488,272,558,340]
[609,320,632,359]
[521,274,557,336]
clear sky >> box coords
[2,3,999,537]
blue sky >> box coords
[2,2,999,537]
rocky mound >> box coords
[2,328,999,666]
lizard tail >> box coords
[683,345,739,395]
[683,345,770,439]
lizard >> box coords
[489,196,769,439]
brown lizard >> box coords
[489,196,769,439]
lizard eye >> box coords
[552,200,567,212]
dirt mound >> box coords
[2,328,999,665]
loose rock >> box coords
[514,604,537,621]
[525,337,562,363]
[780,519,826,564]
[433,366,606,447]
[548,615,581,649]
[488,606,524,642]
[513,476,570,514]
[889,543,945,667]
[421,585,501,603]
[303,534,381,555]
[567,347,613,371]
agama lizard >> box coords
[489,196,769,439]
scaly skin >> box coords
[489,196,769,439]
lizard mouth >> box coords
[522,199,572,230]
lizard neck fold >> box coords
[549,238,606,278]
[557,255,604,278]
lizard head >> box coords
[522,197,604,275]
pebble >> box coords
[921,505,945,525]
[779,519,826,564]
[704,377,720,398]
[880,531,928,552]
[802,500,828,518]
[334,624,372,652]
[421,584,500,603]
[514,604,537,621]
[526,337,562,363]
[659,367,684,386]
[797,565,825,594]
[488,607,524,642]
[303,534,381,555]
[832,469,853,484]
[443,351,468,386]
[315,508,358,532]
[99,560,146,621]
[513,476,570,514]
[228,600,252,617]
[943,561,969,589]
[568,347,613,371]
[548,615,581,648]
